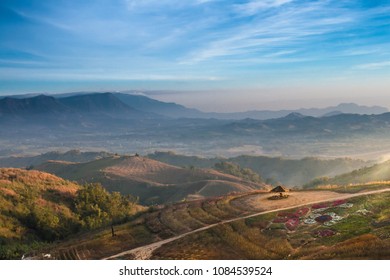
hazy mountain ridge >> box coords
[59,93,134,113]
[1,92,387,120]
[197,102,388,120]
[226,112,390,138]
[0,95,70,117]
[0,92,157,121]
[2,92,390,159]
[114,93,204,118]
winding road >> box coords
[103,188,390,260]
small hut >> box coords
[271,185,289,198]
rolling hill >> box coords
[148,151,369,186]
[35,155,267,204]
[2,166,389,260]
[0,168,81,258]
[0,168,143,259]
[33,185,390,260]
[304,160,390,188]
[0,150,113,168]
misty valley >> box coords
[1,92,390,159]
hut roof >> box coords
[271,185,288,193]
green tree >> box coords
[214,161,263,183]
[74,183,138,235]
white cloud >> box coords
[124,0,204,10]
[235,0,294,15]
[124,0,175,10]
[183,1,354,64]
[195,0,216,4]
[355,61,390,70]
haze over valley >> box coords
[1,92,390,160]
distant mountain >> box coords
[322,110,343,117]
[2,91,390,160]
[2,92,387,120]
[202,102,389,120]
[0,92,157,123]
[59,92,134,113]
[0,95,70,116]
[114,93,204,118]
[280,112,306,120]
[226,112,390,136]
[327,103,388,115]
[57,92,159,119]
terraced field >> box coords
[152,191,390,260]
[44,187,390,260]
[45,193,259,259]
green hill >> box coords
[39,187,390,260]
[304,160,390,189]
[35,155,267,205]
[148,151,368,186]
[0,150,113,168]
[0,168,81,259]
[0,168,142,259]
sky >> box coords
[1,0,390,111]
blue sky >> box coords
[1,0,390,111]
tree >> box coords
[214,161,263,183]
[74,183,138,235]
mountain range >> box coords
[0,93,152,120]
[1,92,387,120]
[2,92,390,159]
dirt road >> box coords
[103,188,390,260]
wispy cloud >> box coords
[355,61,390,70]
[1,0,390,94]
[234,0,294,16]
[183,1,356,64]
[195,0,217,4]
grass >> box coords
[326,182,390,194]
[216,197,245,216]
[0,168,82,259]
[26,186,390,260]
[187,204,220,224]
